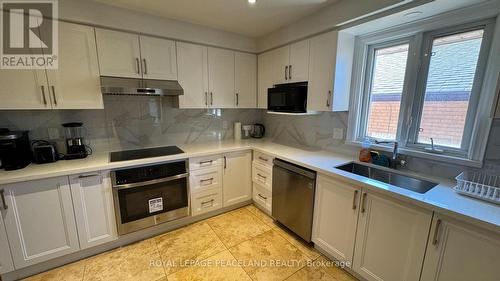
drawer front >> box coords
[190,166,222,194]
[252,162,272,191]
[189,154,223,171]
[191,188,223,216]
[253,183,272,212]
[253,151,274,167]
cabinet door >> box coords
[177,42,209,108]
[235,52,257,108]
[46,22,103,109]
[0,214,14,274]
[95,28,141,78]
[140,36,177,80]
[0,69,49,109]
[257,51,274,109]
[312,174,360,267]
[223,150,252,206]
[308,31,337,112]
[353,191,432,281]
[289,40,310,83]
[208,47,235,108]
[2,177,79,269]
[272,46,290,84]
[421,215,500,281]
[70,172,117,250]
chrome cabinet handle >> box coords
[51,86,57,106]
[199,160,213,166]
[257,173,267,179]
[352,190,359,210]
[201,199,215,207]
[78,174,100,179]
[0,189,7,210]
[236,93,239,106]
[326,90,331,107]
[258,156,268,162]
[136,58,140,74]
[210,92,213,105]
[142,58,147,75]
[285,65,288,80]
[41,86,47,105]
[258,193,267,200]
[289,65,292,80]
[432,219,442,245]
[361,192,367,213]
[205,92,208,106]
[200,178,214,184]
[224,156,227,169]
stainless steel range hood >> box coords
[100,76,184,96]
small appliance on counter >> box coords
[0,129,32,170]
[32,140,59,164]
[62,122,90,160]
[251,123,265,138]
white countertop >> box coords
[1,139,499,233]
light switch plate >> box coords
[333,128,344,139]
[47,127,60,140]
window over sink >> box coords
[348,17,496,166]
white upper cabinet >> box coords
[95,29,142,78]
[421,215,500,281]
[235,52,257,108]
[0,213,14,274]
[139,36,177,80]
[223,150,252,206]
[271,46,290,84]
[177,42,209,108]
[257,51,274,109]
[288,40,310,83]
[353,190,432,281]
[70,172,117,250]
[46,22,103,109]
[0,69,49,110]
[312,174,361,267]
[1,177,80,269]
[308,31,354,112]
[208,47,235,108]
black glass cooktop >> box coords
[110,146,185,162]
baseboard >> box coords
[1,201,252,281]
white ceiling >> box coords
[92,0,338,37]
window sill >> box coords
[346,140,483,168]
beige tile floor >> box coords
[24,205,358,281]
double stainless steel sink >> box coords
[336,162,438,194]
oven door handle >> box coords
[113,173,189,190]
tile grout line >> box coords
[151,236,169,281]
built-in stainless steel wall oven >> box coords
[112,159,189,235]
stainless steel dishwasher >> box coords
[272,158,316,242]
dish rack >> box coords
[454,171,500,205]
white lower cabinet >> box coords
[312,174,361,267]
[191,188,223,216]
[222,151,252,206]
[1,177,80,269]
[353,190,432,281]
[0,213,14,274]
[421,215,500,281]
[69,172,117,250]
[252,183,272,212]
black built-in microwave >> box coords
[267,82,308,113]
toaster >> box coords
[32,141,59,164]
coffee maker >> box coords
[62,123,88,160]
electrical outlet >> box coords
[333,128,344,139]
[47,127,60,140]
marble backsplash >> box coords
[263,111,500,179]
[0,96,264,153]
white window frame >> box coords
[347,15,499,168]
